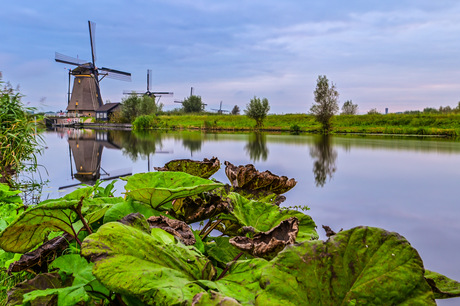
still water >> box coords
[35,128,460,303]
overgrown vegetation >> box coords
[182,95,205,113]
[0,159,459,304]
[120,94,163,123]
[0,79,42,185]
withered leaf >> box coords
[7,272,73,306]
[154,157,220,179]
[147,216,196,245]
[173,193,231,223]
[8,233,74,274]
[224,161,297,194]
[229,217,299,259]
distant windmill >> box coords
[55,21,131,117]
[123,69,173,102]
[174,87,207,106]
[211,101,229,114]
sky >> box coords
[1,0,460,114]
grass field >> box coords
[134,113,460,137]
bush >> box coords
[0,80,41,184]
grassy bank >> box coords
[133,113,460,137]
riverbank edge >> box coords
[75,122,457,139]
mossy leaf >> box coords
[425,270,460,299]
[81,222,216,305]
[154,157,220,179]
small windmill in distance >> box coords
[123,69,173,103]
[174,87,207,106]
[211,101,229,114]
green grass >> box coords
[144,113,460,137]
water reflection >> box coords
[245,132,269,161]
[182,133,203,157]
[110,130,164,161]
[310,135,338,187]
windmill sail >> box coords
[123,69,173,97]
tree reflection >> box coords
[182,138,203,157]
[245,132,269,162]
[310,135,337,187]
[110,130,163,161]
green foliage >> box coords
[121,94,163,122]
[231,105,240,115]
[0,160,458,304]
[310,75,339,133]
[367,108,380,115]
[0,80,42,183]
[341,100,358,115]
[182,95,204,113]
[244,96,270,129]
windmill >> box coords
[211,101,229,114]
[55,21,131,117]
[123,69,173,103]
[174,87,207,106]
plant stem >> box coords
[74,198,92,234]
[201,219,222,240]
[217,252,244,280]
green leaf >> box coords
[0,183,22,204]
[103,198,166,223]
[81,222,215,305]
[82,196,124,225]
[0,199,79,253]
[204,236,253,268]
[122,172,224,209]
[223,193,318,242]
[425,270,460,299]
[254,226,436,305]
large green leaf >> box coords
[0,183,22,204]
[0,199,79,253]
[81,196,124,224]
[81,221,215,305]
[122,172,224,209]
[204,236,253,269]
[223,193,318,242]
[254,226,436,305]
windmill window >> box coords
[76,102,78,106]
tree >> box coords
[341,100,358,115]
[367,108,380,115]
[244,96,270,129]
[182,95,204,113]
[310,75,339,133]
[231,105,240,115]
[121,94,163,122]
